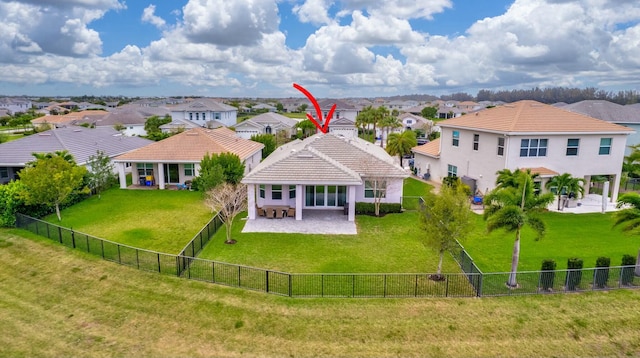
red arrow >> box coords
[293,83,336,134]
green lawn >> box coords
[45,188,212,254]
[198,211,460,273]
[465,211,640,272]
[3,229,640,358]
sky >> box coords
[1,0,640,98]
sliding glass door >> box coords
[305,185,347,207]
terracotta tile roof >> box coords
[412,138,440,158]
[32,110,109,125]
[114,127,263,162]
[525,167,559,177]
[438,100,634,134]
[243,133,408,185]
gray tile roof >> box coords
[243,133,408,185]
[0,127,153,166]
[560,100,640,124]
[170,98,237,112]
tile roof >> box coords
[114,127,263,163]
[243,133,408,185]
[233,112,298,130]
[169,98,237,112]
[0,127,152,166]
[559,100,640,124]
[526,167,559,177]
[411,138,440,158]
[32,110,109,125]
[438,100,634,134]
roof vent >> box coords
[297,153,313,158]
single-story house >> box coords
[0,127,153,184]
[113,127,263,189]
[233,112,298,139]
[327,117,358,138]
[242,133,409,222]
[412,100,633,201]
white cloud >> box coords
[293,0,332,25]
[142,4,167,29]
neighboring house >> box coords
[233,112,298,139]
[0,127,152,184]
[412,100,633,202]
[169,98,238,127]
[328,117,358,138]
[75,109,148,136]
[398,113,432,131]
[251,103,277,112]
[32,110,110,129]
[242,133,409,222]
[0,97,32,114]
[558,100,640,155]
[312,99,359,122]
[113,127,263,190]
[279,98,312,113]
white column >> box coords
[611,174,621,203]
[295,184,303,220]
[247,184,256,220]
[117,162,127,189]
[348,185,356,222]
[157,163,165,189]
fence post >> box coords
[414,275,418,297]
[86,235,90,253]
[46,222,50,239]
[212,261,215,282]
[157,253,161,273]
[477,274,483,297]
[136,250,140,269]
[176,256,180,277]
[266,270,270,293]
[288,274,292,297]
[383,275,387,298]
[58,227,62,243]
[71,230,76,249]
[238,266,241,287]
[352,274,355,298]
[101,240,104,258]
[446,276,449,297]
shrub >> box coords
[621,254,636,286]
[539,259,556,291]
[354,202,402,215]
[594,256,611,288]
[565,257,583,291]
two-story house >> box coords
[412,100,633,202]
[169,98,238,127]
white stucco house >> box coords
[232,112,298,140]
[412,100,633,202]
[169,98,238,128]
[242,133,409,222]
[113,127,263,190]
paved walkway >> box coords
[547,194,619,214]
[241,209,357,235]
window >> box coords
[136,163,153,176]
[184,163,195,176]
[189,112,193,120]
[520,138,548,157]
[289,185,296,199]
[364,180,386,198]
[599,138,612,155]
[196,113,199,121]
[315,186,325,205]
[0,167,8,179]
[406,119,413,124]
[202,113,206,120]
[272,185,282,200]
[259,184,265,198]
[566,138,579,156]
[447,164,457,177]
[452,131,459,147]
[497,137,505,156]
[473,134,479,151]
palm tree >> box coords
[545,173,586,211]
[614,192,640,275]
[355,106,375,141]
[483,170,554,287]
[378,112,401,148]
[386,130,417,164]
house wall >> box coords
[244,151,262,174]
[170,110,238,128]
[354,178,404,204]
[121,125,147,137]
[329,127,357,138]
[234,128,260,140]
[0,167,20,184]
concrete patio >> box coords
[241,209,357,235]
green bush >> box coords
[539,259,556,291]
[621,254,636,286]
[594,256,610,288]
[565,257,583,291]
[354,202,402,215]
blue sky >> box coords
[1,0,639,98]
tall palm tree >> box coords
[386,130,417,164]
[614,192,640,275]
[355,106,375,140]
[484,170,554,287]
[378,112,401,148]
[545,173,585,210]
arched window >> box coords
[265,125,272,134]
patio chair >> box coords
[257,206,266,217]
[266,208,275,219]
[287,207,296,217]
[275,208,285,219]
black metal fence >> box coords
[14,213,640,298]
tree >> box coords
[275,102,284,112]
[483,169,554,287]
[377,108,400,148]
[251,134,276,159]
[192,152,245,191]
[545,173,585,210]
[296,103,308,113]
[421,106,438,119]
[355,106,375,141]
[19,154,87,221]
[87,150,116,198]
[30,150,76,166]
[0,180,25,227]
[144,115,172,141]
[386,130,417,164]
[295,119,316,138]
[614,192,640,275]
[419,181,473,279]
[205,183,247,244]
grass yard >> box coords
[44,188,212,254]
[198,211,460,273]
[2,229,640,358]
[465,211,640,272]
